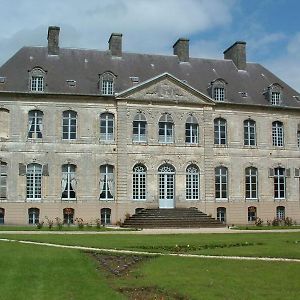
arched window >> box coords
[0,108,10,139]
[100,72,115,95]
[63,208,74,224]
[132,164,147,200]
[133,113,147,142]
[272,121,284,147]
[159,114,174,143]
[100,165,114,200]
[244,119,256,146]
[26,164,42,200]
[158,164,175,208]
[30,68,45,92]
[186,164,200,200]
[245,167,258,199]
[100,113,114,141]
[28,208,40,224]
[274,167,286,199]
[210,78,227,102]
[0,208,5,224]
[276,206,285,220]
[215,166,228,200]
[266,83,283,106]
[185,116,199,144]
[217,207,226,223]
[101,208,111,225]
[28,110,43,139]
[248,206,257,222]
[0,162,7,199]
[214,118,227,145]
[61,164,76,200]
[62,110,77,140]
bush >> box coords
[284,217,293,226]
[55,217,63,230]
[36,221,44,229]
[255,218,263,226]
[95,218,101,229]
[272,218,280,226]
[45,216,54,229]
[75,218,84,229]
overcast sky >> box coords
[0,0,299,91]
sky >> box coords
[0,0,299,92]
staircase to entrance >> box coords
[121,208,225,228]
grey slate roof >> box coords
[0,46,299,108]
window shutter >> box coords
[19,163,26,176]
[268,168,274,177]
[295,168,300,178]
[285,168,291,177]
[42,164,49,176]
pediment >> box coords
[117,73,214,105]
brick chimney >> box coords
[223,41,246,70]
[173,38,189,62]
[109,33,122,57]
[47,26,60,55]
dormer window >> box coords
[209,78,227,102]
[29,68,46,92]
[271,91,280,105]
[265,83,283,106]
[100,72,115,95]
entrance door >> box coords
[158,164,175,208]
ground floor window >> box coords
[276,206,285,220]
[63,208,74,224]
[101,208,111,225]
[217,207,226,223]
[248,206,257,222]
[0,208,4,224]
[28,208,40,224]
[186,164,200,200]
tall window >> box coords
[28,208,40,224]
[217,207,226,223]
[27,164,42,200]
[214,118,227,145]
[248,206,257,222]
[133,113,147,142]
[215,166,228,200]
[0,108,10,139]
[274,167,286,199]
[132,164,146,200]
[61,164,76,200]
[245,167,258,200]
[101,208,111,225]
[276,206,285,220]
[62,110,77,140]
[271,92,280,106]
[186,164,200,200]
[297,130,300,148]
[100,113,114,141]
[159,114,174,143]
[272,121,284,147]
[159,164,175,202]
[63,208,74,224]
[214,87,225,102]
[28,110,43,139]
[0,162,7,199]
[100,165,114,200]
[244,119,256,146]
[185,116,199,144]
[100,72,114,95]
[0,208,4,224]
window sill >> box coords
[245,198,259,201]
[99,199,114,201]
[214,144,227,148]
[132,199,147,202]
[61,198,77,201]
[243,145,257,149]
[274,198,286,201]
[215,198,228,202]
[185,143,199,147]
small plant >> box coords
[75,217,84,229]
[45,216,54,229]
[116,219,122,226]
[272,218,280,226]
[255,217,263,226]
[55,217,63,230]
[125,213,131,220]
[36,221,44,229]
[284,217,293,226]
[266,219,272,226]
[95,218,102,229]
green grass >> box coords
[0,242,124,300]
[1,231,300,258]
[0,225,134,231]
[233,225,300,230]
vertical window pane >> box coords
[215,166,228,199]
[100,165,114,200]
[100,113,114,141]
[26,164,42,200]
[62,111,77,140]
[214,118,226,145]
[133,164,146,200]
[186,165,199,200]
[61,164,76,199]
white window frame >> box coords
[159,114,174,143]
[0,162,7,199]
[62,110,77,140]
[100,113,114,141]
[215,166,228,200]
[245,167,258,200]
[244,119,256,146]
[272,121,284,147]
[0,208,4,224]
[101,208,111,225]
[63,208,74,224]
[186,164,200,200]
[28,208,40,224]
[61,164,76,200]
[100,165,114,200]
[271,91,280,106]
[31,76,44,92]
[214,118,227,145]
[100,73,115,95]
[274,167,286,199]
[159,164,175,201]
[28,110,43,139]
[132,164,147,201]
[214,87,225,102]
[133,114,147,143]
[217,207,226,223]
[276,206,285,220]
[248,206,257,222]
[26,164,42,200]
[185,116,199,144]
[297,131,300,148]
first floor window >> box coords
[26,164,42,200]
[100,165,114,200]
[276,206,285,220]
[101,208,111,225]
[248,206,257,222]
[133,114,147,142]
[215,166,228,200]
[28,208,40,224]
[297,131,300,148]
[0,162,7,199]
[214,118,227,145]
[61,164,76,200]
[28,110,43,139]
[62,110,77,140]
[100,113,114,141]
[159,114,174,143]
[185,116,199,144]
[0,208,4,224]
[245,167,258,199]
[217,207,226,223]
[132,164,146,200]
[274,167,285,199]
[186,164,199,200]
[63,208,74,224]
[244,119,256,146]
[272,121,284,147]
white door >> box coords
[159,164,175,208]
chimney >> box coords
[223,41,246,70]
[173,38,189,62]
[47,26,60,55]
[109,33,122,57]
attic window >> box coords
[130,77,139,84]
[66,80,76,87]
[100,72,115,95]
[293,95,300,101]
[0,77,6,84]
[209,78,227,102]
[265,83,283,106]
[239,92,248,98]
[29,67,46,92]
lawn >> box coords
[1,231,300,258]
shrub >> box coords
[45,216,54,229]
[95,218,101,229]
[255,217,263,226]
[272,218,280,226]
[75,217,84,229]
[284,217,293,226]
[55,217,63,230]
[36,221,44,229]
